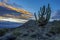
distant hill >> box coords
[0,20,60,40]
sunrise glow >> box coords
[0,17,28,23]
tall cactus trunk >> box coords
[34,4,51,27]
[34,13,37,21]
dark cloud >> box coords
[0,0,8,3]
[0,6,21,16]
[52,10,60,19]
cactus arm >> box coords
[34,12,38,21]
[34,4,51,26]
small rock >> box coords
[30,34,37,38]
[46,33,52,37]
[22,34,29,37]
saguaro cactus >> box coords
[34,4,51,26]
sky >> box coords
[0,0,60,12]
[7,0,60,13]
[3,0,60,17]
[0,0,60,13]
[0,0,60,21]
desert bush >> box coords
[12,31,22,37]
[50,26,60,34]
[22,34,29,37]
[0,29,8,36]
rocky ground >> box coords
[0,20,60,40]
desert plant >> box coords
[0,29,8,36]
[49,26,60,34]
[34,4,51,27]
[12,31,22,37]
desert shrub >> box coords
[12,31,22,37]
[22,34,29,37]
[30,34,37,38]
[0,29,8,36]
[49,26,60,34]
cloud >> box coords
[4,0,8,3]
[0,2,32,15]
[0,1,32,20]
[0,16,28,23]
[0,1,32,15]
[0,0,8,3]
[52,10,60,19]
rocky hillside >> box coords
[0,20,60,40]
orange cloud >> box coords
[5,5,32,15]
[0,2,4,6]
[0,3,32,15]
[0,2,33,19]
[0,2,32,15]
